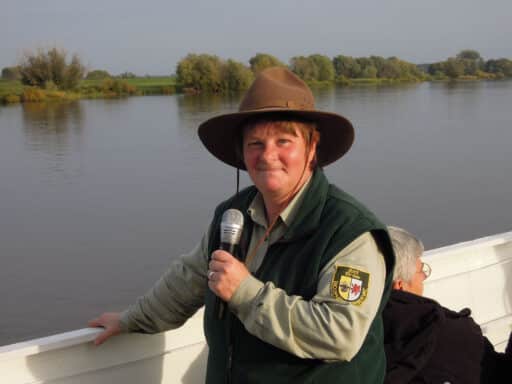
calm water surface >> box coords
[1,81,511,345]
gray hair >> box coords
[387,226,424,282]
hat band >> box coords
[240,99,314,112]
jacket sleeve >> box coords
[119,230,210,333]
[228,232,386,361]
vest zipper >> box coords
[226,344,233,384]
[225,311,234,384]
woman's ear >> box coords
[307,138,319,170]
[392,280,404,290]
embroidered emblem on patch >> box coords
[330,266,370,305]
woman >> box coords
[89,67,395,383]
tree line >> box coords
[174,50,512,92]
[175,53,427,93]
[2,48,512,95]
[426,50,512,79]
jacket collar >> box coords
[280,168,329,242]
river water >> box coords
[1,81,511,345]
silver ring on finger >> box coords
[208,270,215,280]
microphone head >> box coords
[220,209,244,245]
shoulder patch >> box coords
[330,265,370,305]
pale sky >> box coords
[2,0,511,75]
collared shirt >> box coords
[120,178,386,361]
[245,175,312,272]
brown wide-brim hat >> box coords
[198,67,354,170]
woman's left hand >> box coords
[208,250,250,301]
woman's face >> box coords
[242,121,316,202]
[402,258,427,296]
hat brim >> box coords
[198,108,354,170]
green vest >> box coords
[204,170,395,384]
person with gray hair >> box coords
[388,226,430,296]
[383,226,512,384]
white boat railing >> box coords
[1,231,511,383]
[424,230,512,350]
[0,308,208,383]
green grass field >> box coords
[1,76,178,103]
[82,76,177,94]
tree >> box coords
[176,54,253,93]
[18,47,85,90]
[460,59,480,75]
[369,56,387,78]
[290,56,316,81]
[249,53,285,74]
[442,58,465,79]
[85,70,111,80]
[118,72,136,78]
[356,58,377,78]
[333,55,361,78]
[485,58,512,77]
[454,50,484,75]
[309,54,335,81]
[1,66,21,80]
[360,65,377,78]
[373,57,401,79]
[428,62,444,75]
[176,54,223,93]
[220,60,254,91]
[290,55,334,82]
[456,50,482,61]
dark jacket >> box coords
[383,289,511,384]
[204,169,395,384]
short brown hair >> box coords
[236,114,320,169]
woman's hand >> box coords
[88,312,122,345]
[208,250,250,301]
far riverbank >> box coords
[1,75,508,106]
[0,77,177,105]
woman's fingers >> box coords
[94,328,116,346]
[87,317,102,328]
[208,250,250,301]
[87,312,122,345]
[211,249,234,262]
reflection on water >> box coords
[21,102,84,182]
[176,92,243,132]
[22,101,83,141]
[177,92,241,115]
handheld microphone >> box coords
[216,209,244,318]
[220,209,244,256]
